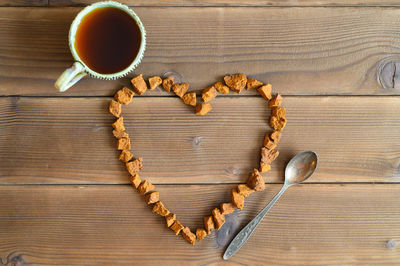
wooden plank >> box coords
[1,96,399,184]
[1,184,399,264]
[0,0,47,6]
[49,0,400,7]
[1,7,400,96]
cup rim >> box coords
[68,1,146,80]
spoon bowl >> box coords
[285,151,318,186]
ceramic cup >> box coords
[55,1,146,92]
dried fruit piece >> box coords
[126,158,143,176]
[182,227,196,245]
[119,150,133,163]
[231,189,245,209]
[263,134,277,150]
[165,213,176,227]
[260,162,271,173]
[162,77,174,92]
[224,73,247,93]
[196,228,207,241]
[214,82,229,94]
[270,130,282,143]
[270,116,287,131]
[112,117,125,131]
[237,184,254,197]
[195,103,212,115]
[116,137,130,150]
[272,106,286,118]
[212,208,225,230]
[152,201,170,216]
[148,76,162,90]
[129,174,141,188]
[257,84,272,100]
[112,130,129,139]
[268,93,283,108]
[145,192,159,204]
[182,92,196,106]
[172,83,189,98]
[115,87,134,105]
[204,216,215,234]
[261,148,279,164]
[246,78,263,90]
[202,86,217,102]
[138,180,155,195]
[247,169,266,191]
[220,202,235,215]
[170,220,184,235]
[109,100,121,117]
[131,74,148,95]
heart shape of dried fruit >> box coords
[108,73,287,245]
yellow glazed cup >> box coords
[55,1,146,92]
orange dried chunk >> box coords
[195,103,212,115]
[162,77,174,92]
[272,106,286,118]
[260,162,271,173]
[115,87,135,105]
[247,169,265,191]
[172,83,189,98]
[202,86,217,102]
[220,202,235,215]
[196,228,207,241]
[263,134,277,150]
[268,93,283,108]
[119,150,133,163]
[109,100,121,117]
[246,78,263,90]
[261,148,279,164]
[212,208,225,230]
[126,158,143,176]
[138,180,154,195]
[182,92,196,106]
[165,213,176,227]
[152,201,170,216]
[131,74,148,95]
[112,130,129,139]
[237,184,254,197]
[116,137,130,150]
[214,82,229,94]
[145,191,159,204]
[231,189,244,209]
[148,76,162,90]
[112,117,125,131]
[182,227,196,245]
[270,130,282,143]
[257,84,272,100]
[204,215,215,234]
[129,174,141,188]
[170,220,184,235]
[224,73,247,93]
[270,116,287,131]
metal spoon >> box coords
[223,151,318,260]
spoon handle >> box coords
[223,184,289,260]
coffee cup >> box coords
[55,1,146,92]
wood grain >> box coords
[49,0,400,7]
[1,7,400,96]
[1,184,399,265]
[0,0,47,6]
[1,96,399,184]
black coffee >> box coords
[74,6,142,74]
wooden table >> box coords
[1,0,400,265]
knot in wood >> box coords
[378,59,400,90]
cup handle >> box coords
[55,62,87,92]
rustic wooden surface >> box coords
[1,1,400,265]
